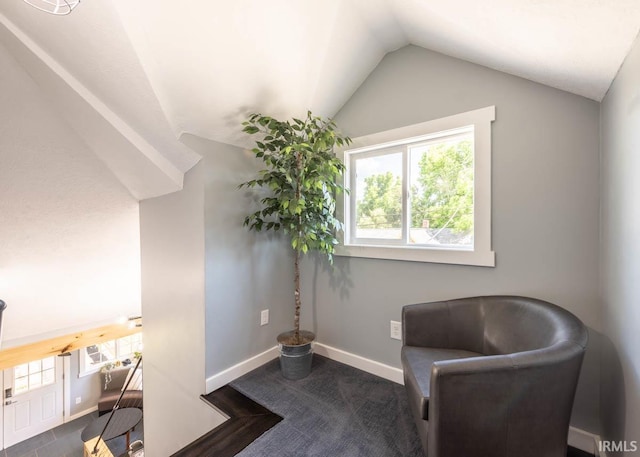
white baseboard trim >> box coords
[313,342,404,385]
[204,342,404,393]
[66,405,98,423]
[569,426,602,456]
[205,346,279,394]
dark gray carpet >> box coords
[230,355,424,457]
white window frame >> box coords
[13,356,57,395]
[336,106,495,267]
[78,333,142,377]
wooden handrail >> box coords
[0,323,141,370]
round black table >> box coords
[81,407,142,449]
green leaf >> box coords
[243,126,259,134]
[239,110,350,259]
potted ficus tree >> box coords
[240,111,351,379]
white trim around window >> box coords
[78,333,143,378]
[336,106,496,267]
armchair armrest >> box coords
[428,355,517,457]
[428,345,583,457]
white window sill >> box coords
[335,244,495,267]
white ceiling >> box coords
[1,0,639,198]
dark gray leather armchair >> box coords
[401,296,587,457]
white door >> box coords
[3,356,64,448]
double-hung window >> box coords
[338,107,495,267]
[78,333,143,376]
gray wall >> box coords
[139,163,226,456]
[69,351,101,417]
[136,134,294,453]
[301,45,601,433]
[180,135,294,378]
[600,32,640,453]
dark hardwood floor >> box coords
[169,385,282,457]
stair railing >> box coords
[92,355,143,455]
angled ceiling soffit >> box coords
[0,13,187,200]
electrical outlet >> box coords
[390,320,401,340]
[75,397,82,405]
[260,309,269,326]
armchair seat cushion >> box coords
[401,346,481,420]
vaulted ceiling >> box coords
[1,0,639,199]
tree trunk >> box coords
[293,149,303,345]
[293,248,301,344]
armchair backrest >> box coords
[100,367,132,392]
[403,295,587,356]
[479,296,587,355]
